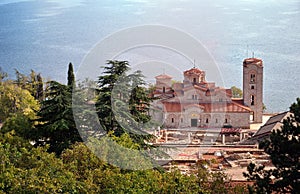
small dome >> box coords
[184,67,204,75]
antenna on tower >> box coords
[163,68,165,74]
[252,52,255,58]
[246,45,249,58]
[193,59,196,68]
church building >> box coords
[150,58,263,129]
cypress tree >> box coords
[67,62,75,89]
[36,73,44,102]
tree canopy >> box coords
[0,81,39,122]
[67,62,75,89]
[96,60,154,146]
[231,86,243,98]
[244,98,300,193]
[0,64,251,193]
[34,81,81,155]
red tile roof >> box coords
[202,102,251,113]
[162,101,251,113]
[221,128,242,134]
[243,58,263,67]
[153,90,174,95]
[163,102,183,112]
[155,74,172,79]
[184,68,204,75]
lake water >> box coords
[0,0,299,113]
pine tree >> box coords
[96,60,129,134]
[95,60,154,145]
[34,81,81,155]
[129,70,151,124]
[244,98,300,193]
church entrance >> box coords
[191,119,197,127]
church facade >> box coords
[150,58,263,129]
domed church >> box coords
[150,58,263,129]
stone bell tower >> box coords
[243,58,263,123]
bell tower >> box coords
[243,58,263,123]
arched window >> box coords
[193,78,196,83]
[200,75,205,82]
[206,118,209,123]
[251,112,255,121]
[250,74,256,83]
[163,86,165,93]
[171,118,174,123]
[251,95,255,105]
[225,115,230,124]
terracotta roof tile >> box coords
[155,74,172,79]
[184,68,204,75]
[221,128,242,134]
[162,101,251,113]
[243,58,263,67]
[163,102,183,112]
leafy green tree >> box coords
[231,86,243,98]
[0,132,83,193]
[14,69,44,102]
[0,81,39,122]
[28,70,44,102]
[61,142,108,193]
[14,69,27,88]
[244,98,300,193]
[1,113,34,140]
[0,67,8,82]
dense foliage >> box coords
[244,98,300,193]
[0,132,247,194]
[0,63,249,193]
[34,80,82,155]
[231,86,243,98]
[96,60,155,146]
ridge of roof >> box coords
[155,74,172,79]
[263,111,290,126]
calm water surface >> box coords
[0,0,299,112]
